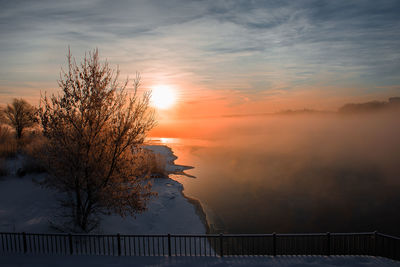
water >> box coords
[150,113,400,235]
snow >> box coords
[100,178,205,234]
[0,165,58,233]
[0,146,205,234]
[0,254,399,267]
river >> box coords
[149,112,400,235]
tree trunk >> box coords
[74,185,85,231]
[16,126,22,139]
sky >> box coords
[1,0,400,123]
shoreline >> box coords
[146,144,211,234]
[163,146,211,234]
[176,187,211,234]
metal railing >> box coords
[0,232,399,261]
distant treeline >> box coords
[338,97,400,114]
[277,108,331,115]
[278,97,400,115]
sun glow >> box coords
[150,85,177,110]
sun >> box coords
[150,85,176,110]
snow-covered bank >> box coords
[145,145,210,232]
[100,177,205,234]
[0,254,398,267]
[0,145,206,234]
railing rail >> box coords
[0,232,398,261]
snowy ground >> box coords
[100,177,205,234]
[0,254,399,267]
[0,146,205,234]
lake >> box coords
[150,112,400,235]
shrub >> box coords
[130,148,167,178]
[17,155,47,177]
[0,125,17,158]
[145,149,167,178]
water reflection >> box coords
[148,112,400,235]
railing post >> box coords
[168,234,171,257]
[117,233,121,256]
[68,234,73,255]
[373,231,378,256]
[272,232,276,256]
[22,232,27,253]
[219,233,224,257]
[326,232,331,256]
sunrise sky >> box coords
[1,0,400,134]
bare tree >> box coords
[39,49,156,232]
[2,98,37,139]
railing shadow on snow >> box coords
[0,232,399,261]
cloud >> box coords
[0,0,400,104]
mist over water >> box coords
[163,111,400,235]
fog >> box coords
[169,111,400,235]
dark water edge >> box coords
[168,171,219,234]
[179,189,211,234]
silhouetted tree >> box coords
[2,98,37,139]
[39,49,156,232]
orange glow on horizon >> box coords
[147,84,397,139]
